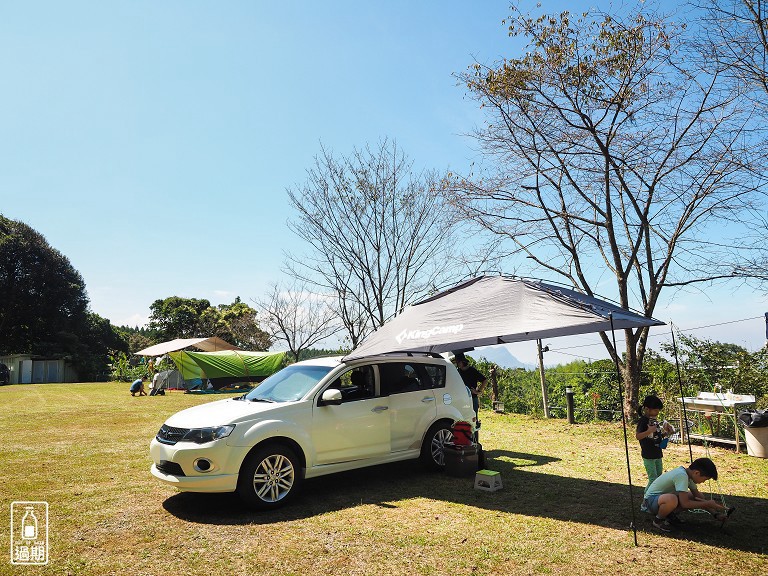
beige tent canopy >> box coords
[135,337,239,356]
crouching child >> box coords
[642,457,734,532]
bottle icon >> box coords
[21,506,38,540]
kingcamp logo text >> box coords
[395,324,464,345]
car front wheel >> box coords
[420,421,453,470]
[237,444,302,510]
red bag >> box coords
[451,421,473,446]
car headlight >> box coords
[180,425,235,444]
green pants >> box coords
[643,458,664,492]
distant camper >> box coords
[130,375,148,396]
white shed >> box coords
[0,354,79,384]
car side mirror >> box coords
[320,388,343,406]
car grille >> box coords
[156,460,185,476]
[156,424,189,445]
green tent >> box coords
[168,350,286,390]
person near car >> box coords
[454,352,486,419]
[130,375,148,396]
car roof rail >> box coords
[366,351,445,359]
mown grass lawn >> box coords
[1,381,766,576]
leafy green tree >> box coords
[0,215,89,353]
[297,346,350,362]
[127,332,155,354]
[0,215,128,379]
[108,350,146,382]
[115,325,159,354]
[148,296,211,340]
[74,312,130,380]
[216,298,272,350]
[148,295,272,350]
[637,349,678,410]
[661,333,768,406]
[518,359,624,422]
[745,348,768,408]
[472,359,542,415]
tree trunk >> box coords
[622,358,642,422]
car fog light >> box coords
[193,458,213,472]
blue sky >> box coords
[2,1,766,365]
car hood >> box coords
[164,397,288,428]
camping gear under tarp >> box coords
[169,350,286,390]
[345,275,664,360]
[135,337,239,357]
[151,369,195,392]
[168,351,205,385]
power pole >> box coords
[537,339,550,418]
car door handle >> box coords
[371,406,389,413]
[422,397,435,403]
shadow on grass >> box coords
[161,449,767,554]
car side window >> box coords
[422,364,446,389]
[379,362,429,396]
[331,365,375,402]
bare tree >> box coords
[286,138,464,348]
[699,0,768,106]
[698,0,768,282]
[450,5,768,416]
[255,282,341,362]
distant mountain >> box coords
[468,344,535,369]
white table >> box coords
[679,392,756,453]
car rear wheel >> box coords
[237,444,302,510]
[420,421,453,470]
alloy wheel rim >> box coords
[252,454,295,502]
[431,429,453,466]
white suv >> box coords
[150,354,475,509]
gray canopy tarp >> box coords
[345,276,664,360]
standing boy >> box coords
[636,395,674,493]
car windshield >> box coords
[244,364,334,403]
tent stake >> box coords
[609,313,639,547]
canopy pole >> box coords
[670,324,694,463]
[609,313,639,547]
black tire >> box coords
[420,421,453,470]
[237,444,303,510]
